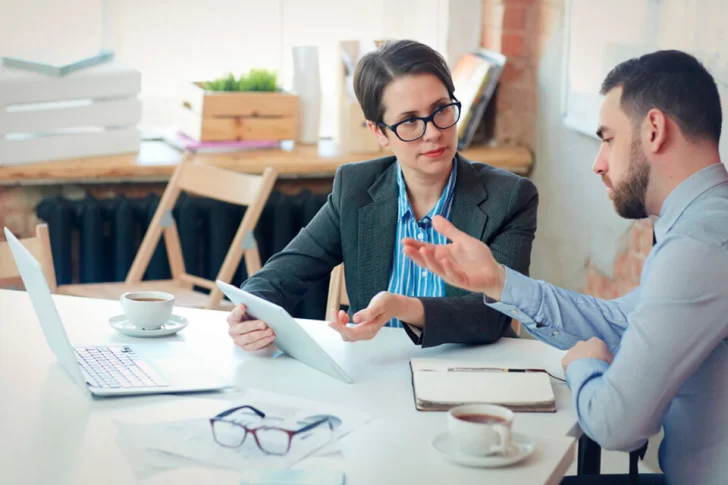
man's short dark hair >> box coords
[601,50,722,144]
[353,39,455,123]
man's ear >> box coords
[645,108,667,153]
[367,120,390,147]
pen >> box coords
[446,367,544,373]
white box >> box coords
[0,62,141,105]
[0,127,141,166]
[0,62,142,166]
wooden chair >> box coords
[57,152,278,309]
[325,263,522,336]
[326,263,349,320]
[0,224,57,292]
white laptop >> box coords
[5,227,233,397]
[216,280,354,384]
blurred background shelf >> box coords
[0,139,533,185]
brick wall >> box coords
[583,219,654,298]
[481,0,562,148]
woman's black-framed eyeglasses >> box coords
[209,405,341,455]
[379,100,462,142]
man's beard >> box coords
[611,138,650,219]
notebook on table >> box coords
[410,358,557,412]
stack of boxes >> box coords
[0,62,142,166]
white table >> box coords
[0,290,580,485]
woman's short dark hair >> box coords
[601,50,722,144]
[353,39,455,123]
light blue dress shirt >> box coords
[487,163,728,485]
[387,160,457,328]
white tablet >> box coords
[216,281,353,384]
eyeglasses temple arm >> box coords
[292,417,332,435]
[214,404,266,419]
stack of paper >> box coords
[114,389,372,475]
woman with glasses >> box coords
[227,39,538,350]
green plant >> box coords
[203,69,279,92]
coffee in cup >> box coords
[456,414,509,424]
[120,291,175,330]
[447,404,514,456]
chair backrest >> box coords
[125,152,278,309]
[0,224,57,292]
[326,263,349,321]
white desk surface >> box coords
[0,289,579,485]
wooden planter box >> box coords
[178,82,299,142]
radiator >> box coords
[35,189,330,320]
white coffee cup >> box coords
[447,404,514,456]
[120,291,175,330]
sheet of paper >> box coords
[114,389,371,472]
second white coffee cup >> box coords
[447,403,514,456]
[120,291,175,330]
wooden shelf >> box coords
[0,140,533,185]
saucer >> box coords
[432,431,536,468]
[109,314,189,337]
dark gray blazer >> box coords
[242,154,539,348]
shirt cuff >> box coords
[482,267,539,324]
[565,358,610,393]
[564,358,610,442]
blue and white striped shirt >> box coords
[386,160,457,328]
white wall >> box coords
[528,5,631,290]
[445,0,482,71]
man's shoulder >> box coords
[670,193,728,251]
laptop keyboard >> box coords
[74,346,169,389]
